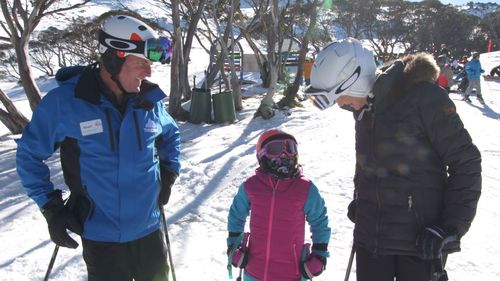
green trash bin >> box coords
[189,88,212,124]
[212,91,237,124]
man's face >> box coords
[336,95,367,111]
[117,55,152,93]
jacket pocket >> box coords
[65,189,95,234]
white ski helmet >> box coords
[304,38,377,110]
[98,15,171,64]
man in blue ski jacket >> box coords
[16,14,180,281]
[463,51,484,104]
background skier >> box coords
[463,51,485,104]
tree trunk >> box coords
[168,0,189,120]
[255,1,281,119]
[16,39,42,111]
[181,0,207,101]
[279,1,319,108]
[0,88,29,134]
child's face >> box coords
[259,138,299,179]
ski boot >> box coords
[462,95,471,103]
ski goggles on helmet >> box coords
[99,30,172,64]
[258,139,298,159]
[304,86,335,110]
[145,37,172,63]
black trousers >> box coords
[82,229,169,281]
[356,245,447,281]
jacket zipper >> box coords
[104,109,116,152]
[408,194,422,228]
[263,178,278,281]
[370,113,381,254]
[293,244,299,275]
[374,179,381,254]
[132,111,143,151]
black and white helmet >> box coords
[98,15,158,60]
[304,38,376,110]
[97,15,172,75]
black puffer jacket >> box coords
[353,53,481,257]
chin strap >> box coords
[110,73,129,96]
[356,94,374,121]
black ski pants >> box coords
[356,245,447,281]
[82,229,169,281]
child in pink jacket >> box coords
[227,129,331,281]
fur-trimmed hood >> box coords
[400,52,440,89]
[371,52,440,113]
[376,52,440,91]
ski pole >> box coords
[344,243,356,281]
[236,267,243,281]
[43,244,60,281]
[431,257,448,281]
[161,207,177,281]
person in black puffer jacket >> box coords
[305,38,481,281]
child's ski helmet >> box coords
[304,38,376,110]
[256,129,299,179]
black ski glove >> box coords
[347,200,356,223]
[41,190,82,249]
[416,225,458,260]
[159,166,178,206]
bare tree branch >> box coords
[40,1,91,18]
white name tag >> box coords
[80,119,104,136]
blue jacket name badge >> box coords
[80,119,103,136]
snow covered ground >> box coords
[1,50,499,280]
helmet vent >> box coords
[138,25,147,31]
[117,15,126,19]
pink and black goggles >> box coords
[258,139,298,159]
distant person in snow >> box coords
[438,44,450,63]
[436,54,454,93]
[303,57,314,86]
[463,51,485,104]
[226,129,331,281]
[490,64,500,77]
[305,38,481,281]
[16,14,179,281]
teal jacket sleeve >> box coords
[304,183,331,253]
[16,90,65,208]
[227,184,250,236]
